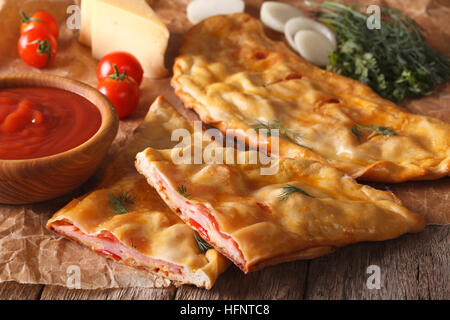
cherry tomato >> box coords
[97,65,140,119]
[18,28,58,68]
[97,52,143,86]
[20,10,59,39]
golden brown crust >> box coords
[172,13,450,183]
[249,246,336,272]
[47,97,229,289]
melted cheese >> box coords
[172,13,450,182]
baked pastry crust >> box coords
[172,13,450,183]
[47,97,229,289]
[135,102,425,273]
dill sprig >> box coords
[278,184,315,201]
[307,1,450,102]
[108,191,136,214]
[251,120,310,149]
[193,231,213,253]
[130,238,137,249]
[350,123,397,140]
[177,184,190,198]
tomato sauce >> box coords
[94,249,122,261]
[0,87,101,160]
[188,218,210,241]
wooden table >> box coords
[1,225,447,300]
[0,0,449,301]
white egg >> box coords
[284,16,336,53]
[260,1,306,33]
[294,30,335,66]
[187,0,245,25]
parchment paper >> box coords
[0,0,448,290]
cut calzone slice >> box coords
[135,131,425,273]
[47,97,229,289]
[172,13,450,183]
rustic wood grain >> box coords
[171,226,449,300]
[370,178,450,225]
[12,225,446,300]
[0,282,43,300]
[175,261,309,300]
[0,0,448,300]
[4,222,448,300]
[40,285,177,300]
[44,0,450,300]
[304,226,449,299]
[0,74,118,204]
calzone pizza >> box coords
[135,102,425,273]
[171,13,450,183]
[47,97,229,289]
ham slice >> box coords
[147,165,247,270]
[46,97,229,289]
[49,220,183,276]
[135,143,425,273]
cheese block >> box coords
[79,0,169,79]
[79,0,93,46]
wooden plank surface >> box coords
[0,282,43,300]
[304,226,449,300]
[173,226,449,300]
[175,261,309,300]
[0,0,448,301]
[40,285,176,300]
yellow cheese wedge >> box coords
[79,0,93,46]
[79,0,169,79]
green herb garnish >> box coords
[251,120,310,149]
[108,191,136,214]
[130,238,137,249]
[307,1,450,102]
[278,184,315,201]
[177,184,190,198]
[350,123,397,140]
[194,231,213,253]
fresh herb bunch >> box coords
[308,1,450,102]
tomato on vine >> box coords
[20,10,59,39]
[18,27,58,68]
[97,64,140,119]
[97,52,143,86]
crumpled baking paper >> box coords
[0,0,448,289]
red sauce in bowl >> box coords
[0,87,101,160]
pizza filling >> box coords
[149,167,247,270]
[49,221,183,275]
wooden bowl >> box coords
[0,73,119,204]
